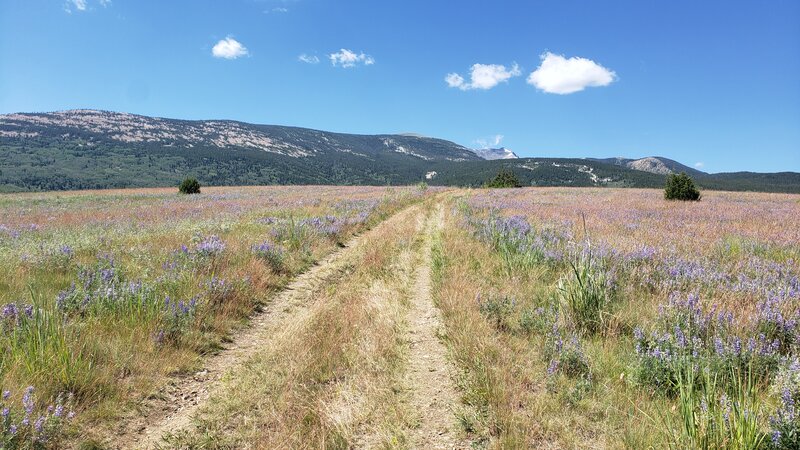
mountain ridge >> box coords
[0,110,797,193]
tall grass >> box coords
[660,359,766,450]
[556,247,614,335]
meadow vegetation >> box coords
[434,188,799,448]
[0,185,431,447]
[0,185,797,448]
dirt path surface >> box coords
[107,206,422,450]
[404,204,466,449]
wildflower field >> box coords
[439,188,800,448]
[0,185,429,447]
[1,185,798,448]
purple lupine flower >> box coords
[22,386,34,415]
[196,235,226,256]
[772,430,782,445]
[547,359,559,376]
[714,338,725,355]
[34,415,45,433]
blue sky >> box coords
[1,0,798,173]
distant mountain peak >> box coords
[471,146,519,160]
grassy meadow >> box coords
[0,185,431,447]
[435,188,800,448]
[0,185,798,448]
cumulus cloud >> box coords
[212,37,249,59]
[329,49,374,68]
[298,54,320,64]
[445,63,521,91]
[694,162,704,169]
[527,52,616,94]
[475,134,504,148]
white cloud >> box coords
[329,49,374,68]
[527,52,616,94]
[64,0,109,12]
[298,54,320,64]
[694,162,704,169]
[212,37,249,59]
[445,73,465,89]
[475,134,504,148]
[445,63,521,91]
[69,0,87,10]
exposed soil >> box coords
[403,204,467,449]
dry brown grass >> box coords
[431,201,667,449]
[163,204,428,449]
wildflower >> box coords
[196,235,226,256]
[34,415,45,433]
[23,386,35,415]
[772,430,782,445]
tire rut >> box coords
[404,204,466,449]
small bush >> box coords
[486,168,522,188]
[178,177,201,195]
[664,173,701,201]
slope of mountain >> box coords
[0,110,480,191]
[0,110,797,193]
[471,147,519,160]
[590,156,705,175]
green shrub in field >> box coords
[485,168,522,188]
[178,177,201,195]
[664,173,701,201]
[557,247,614,335]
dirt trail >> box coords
[107,205,422,450]
[404,204,466,449]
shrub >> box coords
[486,168,522,188]
[664,173,701,201]
[178,177,201,195]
